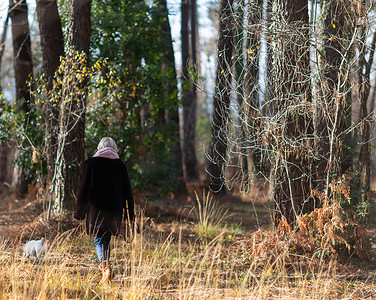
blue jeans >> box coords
[94,233,111,262]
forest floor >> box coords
[0,182,376,299]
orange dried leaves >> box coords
[245,173,370,261]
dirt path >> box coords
[0,185,37,239]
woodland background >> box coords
[0,0,376,298]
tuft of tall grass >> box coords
[193,192,229,239]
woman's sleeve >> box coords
[74,161,91,220]
[122,164,135,221]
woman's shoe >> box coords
[99,260,114,284]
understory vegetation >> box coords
[1,225,375,299]
[0,190,375,299]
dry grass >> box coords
[0,217,375,299]
[192,192,230,239]
[0,191,375,299]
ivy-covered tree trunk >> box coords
[313,0,348,197]
[246,0,264,179]
[233,0,248,187]
[36,0,65,186]
[53,0,91,210]
[234,0,263,189]
[207,0,234,194]
[357,2,375,202]
[271,0,314,225]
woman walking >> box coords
[74,137,135,284]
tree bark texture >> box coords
[182,0,198,180]
[0,11,9,86]
[232,0,263,191]
[160,0,184,186]
[9,0,32,113]
[207,0,234,193]
[319,0,351,192]
[244,0,263,180]
[0,143,15,184]
[9,0,33,193]
[233,0,249,188]
[36,0,64,88]
[271,0,314,225]
[36,0,65,185]
[68,0,91,55]
[53,0,91,210]
[357,2,375,202]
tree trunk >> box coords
[160,0,184,189]
[271,0,314,225]
[9,0,33,114]
[36,0,65,186]
[0,11,9,85]
[67,0,91,54]
[233,0,249,189]
[182,0,198,180]
[53,0,91,210]
[247,0,264,179]
[232,0,263,191]
[358,5,375,202]
[314,0,348,197]
[245,0,263,180]
[0,143,14,184]
[207,0,234,194]
[64,0,90,207]
[9,0,33,193]
[36,0,64,88]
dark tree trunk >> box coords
[245,0,263,182]
[36,0,64,87]
[9,0,32,113]
[272,0,313,225]
[68,0,91,54]
[160,0,184,188]
[190,0,197,69]
[182,0,198,180]
[314,0,347,197]
[54,0,91,210]
[358,5,375,202]
[9,0,33,193]
[36,0,65,186]
[207,0,234,194]
[65,0,90,206]
[0,143,14,184]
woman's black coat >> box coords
[74,157,134,236]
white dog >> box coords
[23,238,47,263]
